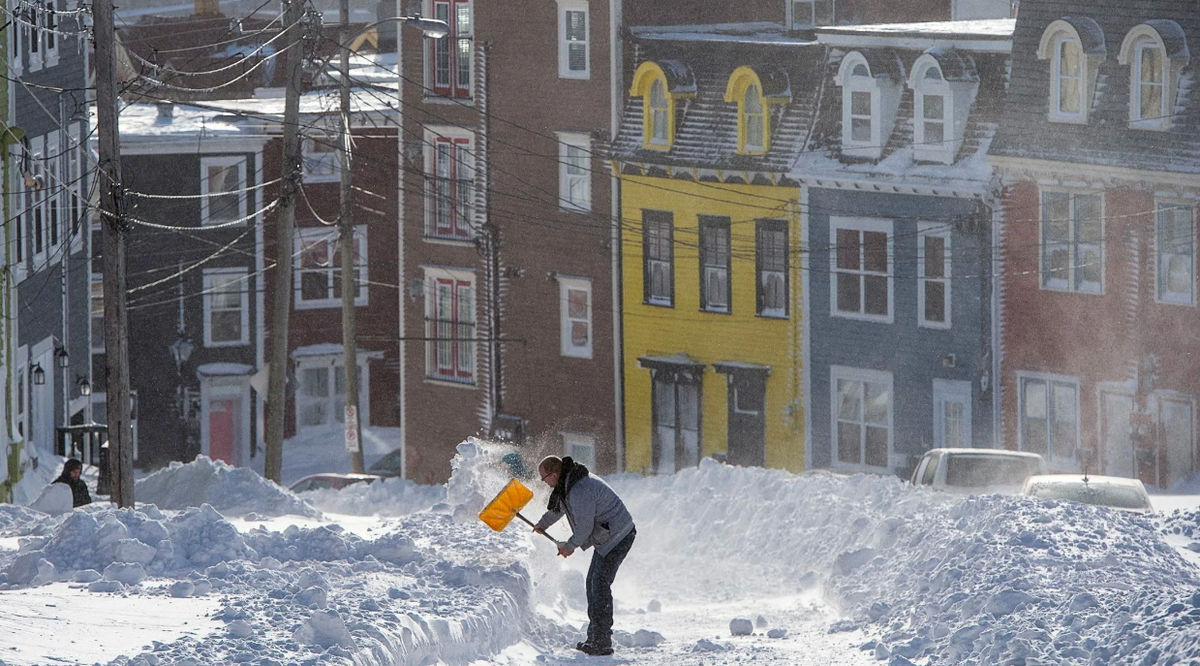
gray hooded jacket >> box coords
[535,475,635,557]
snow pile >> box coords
[608,459,1200,665]
[0,503,57,537]
[301,475,446,516]
[136,455,319,517]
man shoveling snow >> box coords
[533,455,636,657]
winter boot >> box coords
[577,639,614,656]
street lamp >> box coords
[169,334,195,373]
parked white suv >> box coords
[910,448,1048,495]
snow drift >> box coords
[135,455,319,517]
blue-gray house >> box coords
[792,19,1013,477]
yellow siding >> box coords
[621,175,805,473]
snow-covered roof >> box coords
[108,102,258,141]
[817,18,1014,53]
[196,363,255,377]
[291,343,385,359]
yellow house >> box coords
[610,45,823,474]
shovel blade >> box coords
[479,478,535,532]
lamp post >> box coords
[335,11,447,473]
[170,333,195,457]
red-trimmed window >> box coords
[429,0,472,98]
[427,135,473,240]
[426,273,475,383]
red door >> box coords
[209,399,236,464]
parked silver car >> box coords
[910,448,1048,495]
[1020,474,1154,513]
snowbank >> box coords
[301,475,446,516]
[135,455,318,517]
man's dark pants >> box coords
[586,527,636,646]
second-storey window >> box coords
[699,216,731,313]
[559,276,592,358]
[426,132,474,240]
[832,218,892,321]
[295,227,367,309]
[558,0,588,78]
[1041,191,1102,293]
[643,210,674,306]
[430,0,472,98]
[557,133,590,212]
[918,224,951,328]
[1157,202,1195,305]
[425,269,475,383]
[203,269,249,346]
[201,156,247,226]
[756,219,788,318]
[1053,36,1083,119]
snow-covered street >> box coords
[5,441,1200,666]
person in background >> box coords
[54,458,92,508]
[533,455,636,656]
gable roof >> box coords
[610,36,823,178]
[988,0,1200,175]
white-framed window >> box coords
[558,0,589,79]
[918,223,951,328]
[831,365,893,472]
[90,273,104,352]
[29,135,47,267]
[46,132,60,252]
[558,276,592,358]
[11,0,24,74]
[756,219,788,318]
[41,0,58,68]
[26,1,42,72]
[699,215,731,313]
[835,52,899,160]
[1119,23,1185,130]
[203,268,249,347]
[1157,201,1195,305]
[424,128,474,241]
[428,0,473,98]
[563,432,596,469]
[295,356,367,430]
[742,83,765,152]
[557,132,591,212]
[1018,372,1079,469]
[933,379,972,449]
[12,146,27,272]
[1037,20,1102,124]
[200,156,247,226]
[424,266,475,384]
[649,78,670,146]
[831,217,892,322]
[302,136,340,182]
[66,122,82,234]
[790,0,834,29]
[907,55,965,165]
[1041,190,1103,294]
[295,226,368,309]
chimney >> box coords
[157,101,175,119]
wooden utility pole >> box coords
[94,0,134,507]
[264,0,308,483]
[339,0,365,473]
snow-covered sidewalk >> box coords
[4,442,1200,666]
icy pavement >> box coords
[4,443,1200,665]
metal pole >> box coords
[264,0,308,484]
[340,0,364,473]
[94,0,133,506]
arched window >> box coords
[649,79,669,145]
[906,51,977,165]
[743,84,765,151]
[1119,22,1188,130]
[1037,18,1106,124]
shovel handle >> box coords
[516,512,565,548]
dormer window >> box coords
[630,60,696,151]
[907,50,979,165]
[1037,18,1106,124]
[1119,21,1190,131]
[835,51,902,160]
[724,65,790,155]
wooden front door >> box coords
[208,399,237,464]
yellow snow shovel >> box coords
[479,478,565,549]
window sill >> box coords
[918,320,953,330]
[561,349,594,359]
[205,340,250,348]
[643,299,674,308]
[423,376,478,390]
[1155,295,1195,307]
[1038,284,1104,296]
[558,70,591,80]
[423,235,474,246]
[699,307,731,315]
[294,298,369,310]
[422,95,474,105]
[831,311,893,324]
[1046,114,1088,125]
[755,312,789,320]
